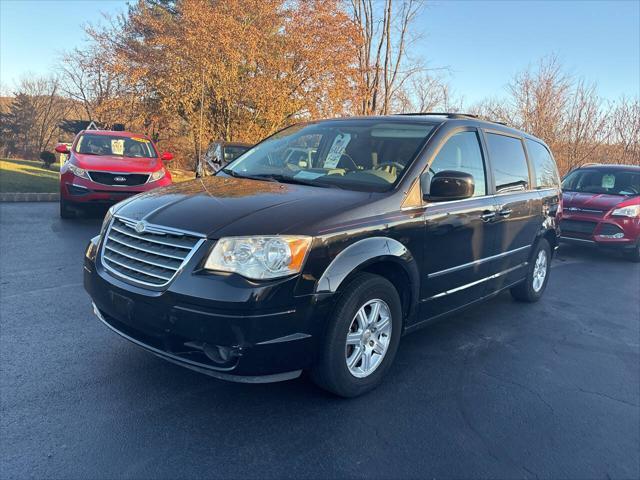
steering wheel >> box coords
[336,153,359,171]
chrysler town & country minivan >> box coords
[84,114,561,397]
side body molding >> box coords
[316,237,420,318]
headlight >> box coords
[100,205,116,237]
[148,168,166,182]
[204,236,312,280]
[611,205,640,218]
[68,163,90,180]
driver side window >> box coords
[430,131,487,197]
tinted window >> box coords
[562,169,640,196]
[224,146,250,161]
[486,133,530,192]
[430,131,486,197]
[526,140,559,188]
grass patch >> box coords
[0,158,60,193]
[0,158,194,194]
[169,168,196,183]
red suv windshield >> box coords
[75,134,157,158]
[562,168,640,196]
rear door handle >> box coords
[498,208,513,218]
[481,211,496,222]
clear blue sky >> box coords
[1,0,638,104]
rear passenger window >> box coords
[429,131,486,197]
[526,139,560,188]
[486,133,530,192]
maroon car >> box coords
[560,164,640,261]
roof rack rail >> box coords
[396,111,509,126]
[579,162,603,167]
[396,112,478,119]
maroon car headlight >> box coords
[68,163,91,180]
[611,205,640,218]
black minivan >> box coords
[84,114,561,397]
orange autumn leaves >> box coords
[96,0,361,152]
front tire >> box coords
[311,273,402,397]
[511,238,551,302]
[59,198,75,219]
[623,241,640,262]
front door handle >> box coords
[481,210,496,222]
[498,208,513,218]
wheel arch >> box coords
[315,237,420,323]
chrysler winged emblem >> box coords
[135,221,147,234]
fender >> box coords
[315,237,420,317]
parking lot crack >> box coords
[577,388,640,408]
[478,370,555,415]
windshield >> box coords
[562,168,640,196]
[75,134,157,158]
[222,120,436,192]
[224,146,250,162]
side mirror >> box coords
[55,144,70,154]
[423,170,474,202]
[160,151,174,162]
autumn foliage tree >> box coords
[84,0,359,167]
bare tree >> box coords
[394,72,462,113]
[609,96,640,165]
[507,55,572,147]
[2,75,73,157]
[560,80,610,171]
[59,44,141,128]
[350,0,425,115]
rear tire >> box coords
[59,198,75,219]
[310,273,402,398]
[623,241,640,263]
[511,238,551,302]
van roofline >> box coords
[304,114,546,146]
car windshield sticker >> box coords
[130,137,150,143]
[602,174,615,189]
[111,139,125,155]
[323,133,351,169]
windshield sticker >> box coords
[130,137,150,143]
[323,133,351,169]
[111,139,125,155]
[602,174,615,189]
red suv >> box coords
[560,164,640,261]
[57,130,174,218]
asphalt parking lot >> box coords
[1,202,638,479]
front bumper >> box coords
[83,237,333,382]
[559,214,640,250]
[61,171,172,204]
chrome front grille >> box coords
[101,217,204,287]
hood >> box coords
[562,191,629,212]
[73,153,160,172]
[115,176,372,237]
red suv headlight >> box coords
[611,205,640,218]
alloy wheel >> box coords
[532,249,548,292]
[345,299,392,378]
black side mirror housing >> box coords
[423,170,475,202]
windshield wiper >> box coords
[256,174,340,189]
[221,168,278,182]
